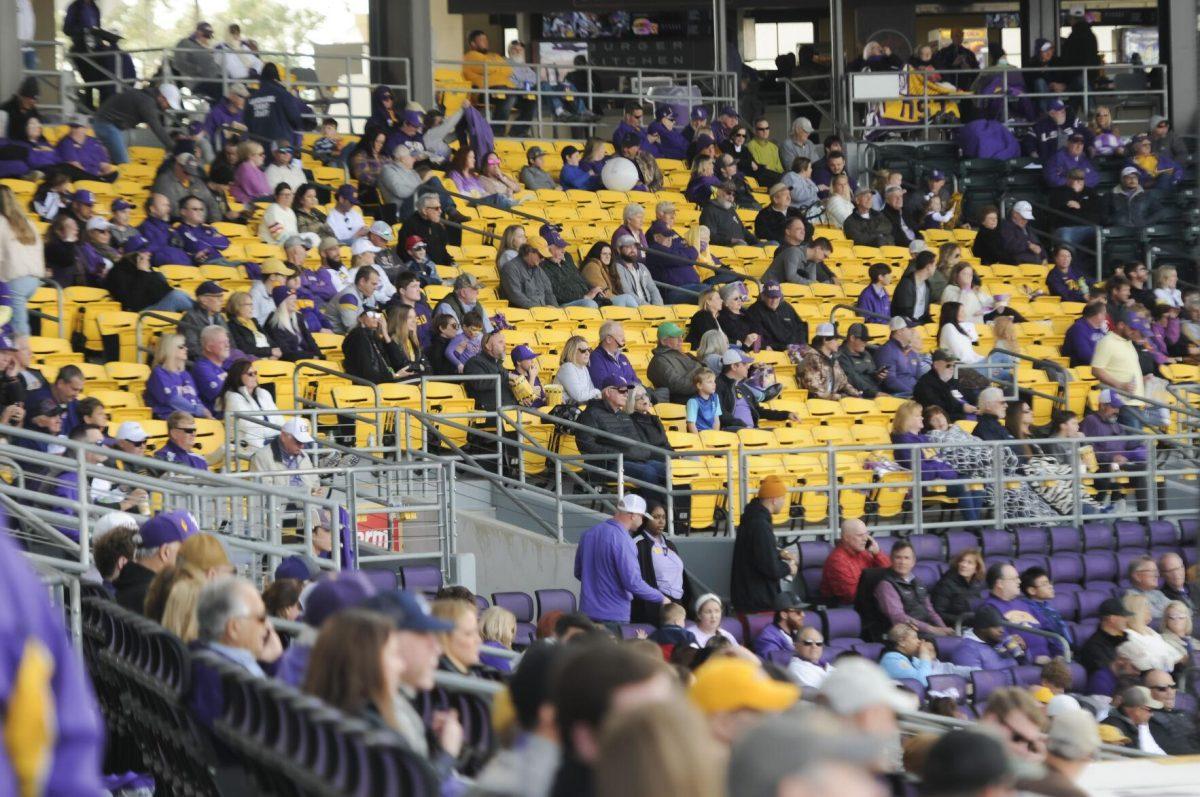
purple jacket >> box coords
[981,594,1052,661]
[176,222,230,264]
[998,220,1043,265]
[1061,318,1106,366]
[145,366,206,418]
[646,236,701,286]
[950,633,1020,670]
[872,338,923,395]
[574,518,663,622]
[0,519,105,795]
[1043,149,1099,188]
[1023,114,1089,162]
[684,174,720,206]
[275,641,310,687]
[956,119,1021,160]
[1045,265,1090,302]
[191,356,230,414]
[54,136,110,176]
[588,347,639,389]
[298,268,339,304]
[647,121,689,160]
[753,622,794,660]
[232,160,271,204]
[611,120,645,150]
[892,432,959,483]
[201,99,245,149]
[856,284,891,321]
[138,217,191,266]
[153,439,207,470]
[1079,414,1146,465]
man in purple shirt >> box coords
[574,494,670,623]
[1061,302,1108,366]
[872,318,925,397]
[611,103,647,150]
[153,411,208,470]
[55,116,117,180]
[191,326,235,414]
[752,591,807,660]
[1080,389,1149,512]
[200,83,249,151]
[1042,133,1098,188]
[175,195,232,264]
[139,193,192,266]
[981,562,1052,662]
[587,321,640,389]
[856,263,892,320]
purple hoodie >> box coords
[138,216,192,266]
[145,366,206,418]
[1061,318,1106,366]
[856,284,891,320]
[54,135,110,176]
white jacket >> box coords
[939,322,984,364]
[222,386,284,450]
[258,203,298,244]
[0,216,45,281]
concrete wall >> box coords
[456,508,578,600]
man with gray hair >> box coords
[843,185,893,248]
[1125,556,1169,621]
[972,387,1012,441]
[192,325,236,414]
[399,192,454,267]
[780,116,824,167]
[195,576,281,674]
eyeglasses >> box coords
[799,640,823,647]
[446,321,460,329]
[734,133,747,138]
[174,427,197,435]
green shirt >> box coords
[747,138,784,173]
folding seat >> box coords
[1147,521,1179,556]
[908,533,943,562]
[1081,522,1114,551]
[1115,550,1146,586]
[1082,552,1118,591]
[821,608,861,641]
[850,641,883,661]
[399,565,443,592]
[933,635,964,661]
[1075,589,1109,620]
[913,562,943,587]
[534,588,577,617]
[1067,662,1088,692]
[1048,526,1082,553]
[1114,520,1147,550]
[743,613,775,643]
[719,617,745,644]
[897,679,927,706]
[797,541,833,570]
[1180,519,1198,547]
[491,592,535,623]
[1012,664,1042,686]
[1014,527,1049,556]
[874,536,897,556]
[1047,553,1085,593]
[971,669,1015,705]
[1072,618,1099,642]
[474,595,491,612]
[1013,555,1048,575]
[979,528,1014,560]
[944,530,980,559]
[1048,592,1079,622]
[360,569,398,591]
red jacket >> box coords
[819,545,891,604]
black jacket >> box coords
[1077,628,1127,673]
[575,402,650,462]
[685,310,721,349]
[398,213,452,267]
[113,561,156,614]
[882,205,917,247]
[1150,709,1200,755]
[754,205,810,244]
[427,336,457,376]
[342,326,405,384]
[930,571,981,627]
[462,352,516,412]
[715,373,789,430]
[891,274,932,323]
[972,413,1012,441]
[264,315,320,361]
[632,532,696,624]
[842,210,893,248]
[102,256,174,311]
[913,370,968,421]
[1099,711,1139,749]
[227,318,275,359]
[730,499,791,613]
[836,348,883,398]
[1048,185,1104,225]
[717,308,756,348]
[744,299,808,350]
[699,202,755,246]
[631,412,669,451]
[245,78,305,145]
[972,227,1005,266]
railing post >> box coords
[1148,438,1158,521]
[554,458,564,544]
[664,455,676,537]
[724,449,735,537]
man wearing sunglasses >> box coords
[1142,670,1200,754]
[154,411,207,470]
[575,375,666,488]
[611,103,647,151]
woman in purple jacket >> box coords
[145,333,210,419]
[890,400,983,520]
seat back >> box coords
[971,668,1015,705]
[1048,553,1085,588]
[1048,526,1082,553]
[908,533,943,562]
[1014,527,1048,556]
[534,588,577,617]
[944,530,980,559]
[821,607,862,641]
[1082,551,1118,585]
[399,565,443,592]
[491,591,535,623]
[1114,520,1147,549]
[1082,522,1114,551]
[926,674,968,704]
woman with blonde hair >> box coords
[479,606,517,672]
[554,334,600,404]
[694,328,730,374]
[231,139,271,204]
[496,224,527,269]
[0,184,46,336]
[159,533,234,641]
[1161,601,1199,663]
[822,172,854,228]
[264,287,321,361]
[685,224,722,271]
[685,156,719,205]
[384,304,426,379]
[626,384,669,451]
[1123,593,1186,672]
[145,333,209,419]
[985,315,1021,389]
[594,700,722,797]
[432,598,484,675]
[1154,265,1183,308]
[225,290,280,359]
[891,399,984,520]
[685,287,723,348]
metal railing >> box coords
[432,58,738,136]
[843,64,1169,142]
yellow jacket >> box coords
[462,51,512,90]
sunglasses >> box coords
[175,427,197,434]
[246,371,258,377]
[734,133,747,138]
[799,640,824,647]
[613,386,629,393]
[577,346,590,353]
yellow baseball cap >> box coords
[689,657,799,715]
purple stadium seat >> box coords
[826,638,855,656]
[913,562,943,588]
[1114,520,1147,549]
[1180,519,1198,547]
[850,641,883,660]
[534,589,577,617]
[1116,550,1148,586]
[874,536,898,556]
[897,678,927,706]
[744,612,775,643]
[618,623,655,639]
[1082,522,1114,551]
[515,623,536,646]
[1050,593,1078,622]
[971,669,1015,704]
[767,649,794,668]
[1072,618,1099,641]
[491,592,534,623]
[926,674,968,704]
[798,541,833,568]
[1082,551,1118,587]
[474,595,491,611]
[360,569,398,591]
[1015,527,1049,556]
[1068,662,1087,692]
[1174,693,1197,713]
[821,607,862,641]
[944,530,980,559]
[399,565,443,592]
[1048,553,1085,591]
[1013,664,1042,686]
[933,635,964,661]
[1048,526,1082,553]
[719,617,745,644]
[1014,555,1048,575]
[1147,521,1178,552]
[979,528,1014,558]
[1076,589,1108,620]
[800,568,824,600]
[909,533,943,562]
[1186,548,1199,568]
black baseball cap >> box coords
[1098,597,1134,618]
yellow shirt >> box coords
[747,139,784,173]
[462,51,512,90]
[1091,331,1144,403]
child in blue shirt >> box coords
[312,118,343,166]
[446,310,485,373]
[686,368,721,432]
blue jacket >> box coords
[956,119,1021,160]
[574,518,663,622]
[144,366,206,418]
[560,162,600,191]
[880,651,937,686]
[245,79,304,147]
[1045,264,1090,302]
[1023,114,1089,163]
[753,622,794,660]
[0,517,106,794]
[951,633,1020,670]
[138,217,191,266]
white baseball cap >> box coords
[819,659,919,716]
[351,238,381,255]
[1013,200,1035,220]
[158,83,183,110]
[281,418,314,444]
[94,511,139,538]
[616,494,650,519]
[369,220,394,240]
[86,216,110,232]
[115,421,148,442]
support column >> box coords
[0,0,21,100]
[1019,0,1059,58]
[1159,0,1197,133]
[368,0,434,108]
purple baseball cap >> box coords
[719,106,738,118]
[138,510,198,547]
[762,281,783,298]
[271,285,297,306]
[1048,99,1066,112]
[111,198,134,211]
[302,573,376,628]
[538,223,566,248]
[73,189,95,205]
[691,107,709,121]
[511,344,538,365]
[275,555,321,582]
[335,184,357,201]
[602,375,630,390]
[402,109,423,128]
